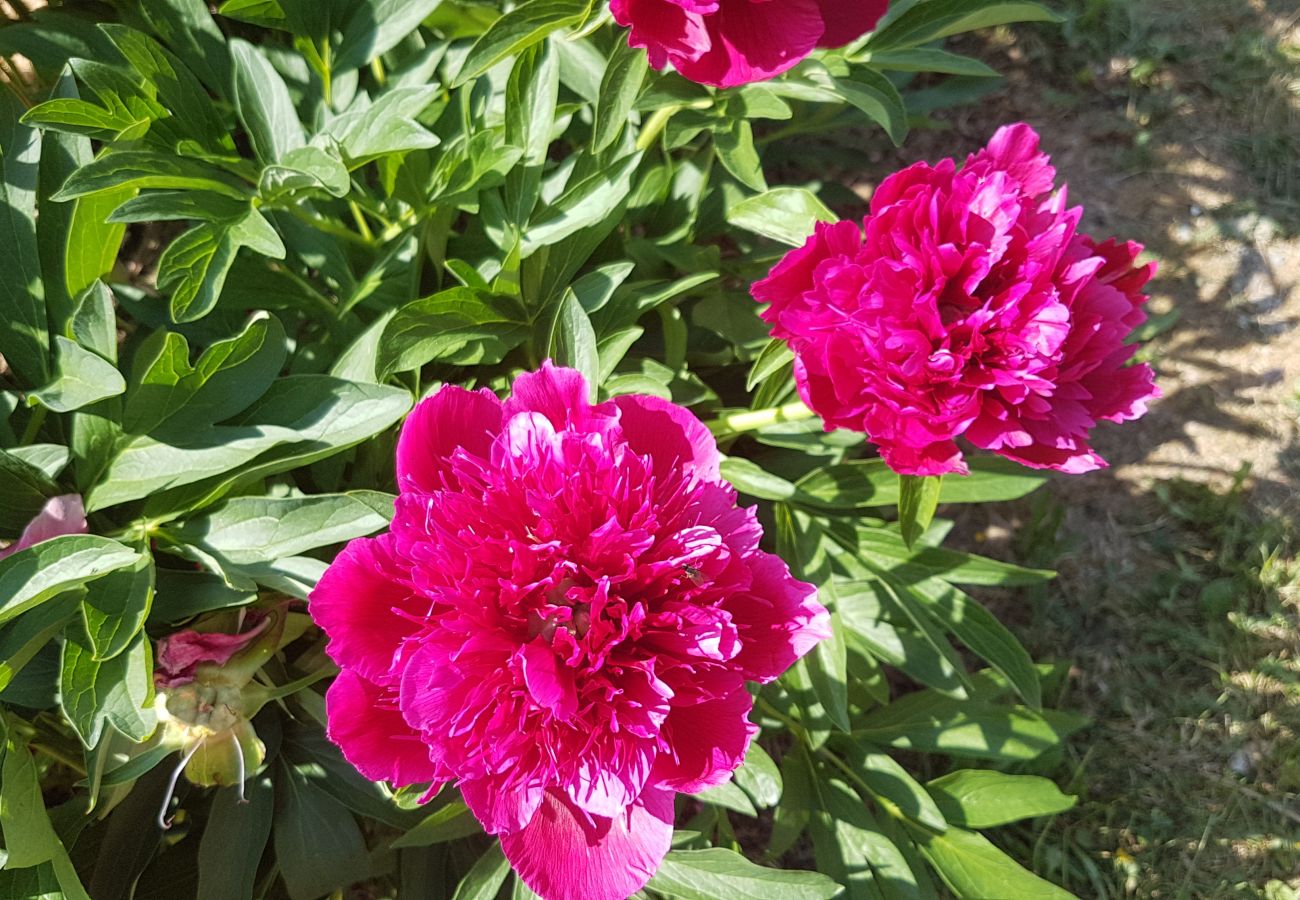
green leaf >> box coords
[838,580,969,696]
[797,457,1047,509]
[549,290,600,398]
[917,826,1075,899]
[0,595,78,693]
[260,146,350,199]
[0,449,61,536]
[9,444,70,480]
[833,737,947,832]
[53,150,247,201]
[592,40,649,153]
[732,742,782,809]
[720,456,798,501]
[0,91,49,387]
[392,801,483,848]
[197,779,274,900]
[927,770,1076,828]
[137,0,232,93]
[333,0,444,71]
[60,625,156,747]
[856,700,1087,763]
[81,556,154,661]
[746,339,796,392]
[855,529,1055,587]
[902,578,1041,709]
[320,86,441,166]
[26,335,126,413]
[728,187,837,246]
[506,39,561,168]
[99,24,230,152]
[158,212,285,322]
[0,535,141,626]
[123,315,287,437]
[150,570,257,623]
[650,848,842,900]
[867,0,1065,52]
[170,492,392,566]
[829,69,909,146]
[35,69,90,338]
[230,38,306,164]
[810,777,929,900]
[860,48,1000,77]
[898,474,942,549]
[521,151,642,255]
[65,185,133,299]
[453,0,591,88]
[451,844,511,900]
[714,118,767,192]
[274,760,371,900]
[379,288,530,376]
[0,732,61,868]
[108,189,249,223]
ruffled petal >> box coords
[326,669,440,788]
[726,553,828,682]
[613,393,721,483]
[651,691,758,793]
[396,386,503,494]
[501,787,674,900]
[673,0,824,88]
[462,777,544,835]
[310,535,421,682]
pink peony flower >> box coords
[752,123,1160,476]
[611,0,890,88]
[311,363,828,900]
[154,610,273,689]
[0,494,87,561]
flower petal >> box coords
[501,787,675,900]
[814,0,890,47]
[396,386,503,494]
[326,669,440,788]
[651,691,758,793]
[310,535,422,682]
[613,393,721,483]
[0,494,87,561]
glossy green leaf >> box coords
[860,48,1000,77]
[917,826,1075,899]
[60,625,156,747]
[867,0,1065,52]
[0,92,48,387]
[26,336,125,413]
[714,118,767,192]
[197,779,274,900]
[274,760,371,900]
[833,737,947,832]
[453,0,591,88]
[797,457,1048,509]
[927,770,1076,828]
[0,595,78,693]
[651,848,842,900]
[81,556,154,661]
[230,38,305,164]
[0,535,141,626]
[810,777,928,900]
[379,288,530,376]
[856,699,1087,762]
[392,801,483,848]
[451,844,511,900]
[0,449,61,536]
[52,150,247,201]
[0,732,61,868]
[333,0,443,71]
[170,491,393,566]
[898,474,942,549]
[550,290,601,398]
[720,456,798,501]
[728,187,836,247]
[592,40,648,153]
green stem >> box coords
[635,106,679,151]
[320,39,333,107]
[281,204,373,247]
[20,404,46,444]
[347,199,375,243]
[706,400,815,436]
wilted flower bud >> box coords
[151,604,291,821]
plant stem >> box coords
[706,400,815,436]
[636,106,679,151]
[20,404,46,444]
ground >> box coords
[867,1,1300,895]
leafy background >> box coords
[0,0,1230,898]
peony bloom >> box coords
[752,123,1160,475]
[0,494,87,560]
[311,363,828,900]
[611,0,890,88]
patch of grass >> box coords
[1022,0,1300,231]
[1006,470,1300,897]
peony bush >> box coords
[0,2,1150,899]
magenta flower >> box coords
[610,0,890,88]
[311,363,828,900]
[752,123,1160,476]
[0,494,87,561]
